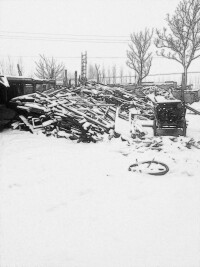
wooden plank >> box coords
[65,106,112,130]
[186,104,200,115]
[47,88,68,97]
[19,115,35,133]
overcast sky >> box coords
[1,0,199,78]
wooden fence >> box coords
[97,72,200,89]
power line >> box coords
[148,72,183,76]
[0,54,164,59]
[148,71,200,76]
[104,72,200,78]
[0,35,128,44]
[0,55,80,59]
[0,33,129,43]
[0,30,129,38]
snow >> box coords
[0,76,10,87]
[1,105,200,267]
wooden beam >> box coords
[185,104,200,115]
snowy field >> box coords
[1,104,200,267]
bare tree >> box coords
[128,71,132,84]
[0,59,5,75]
[126,28,153,85]
[17,57,24,76]
[155,0,200,89]
[95,64,101,83]
[7,56,16,76]
[0,57,24,76]
[101,65,106,84]
[112,64,117,84]
[35,54,65,80]
[88,64,96,80]
[0,56,18,76]
[107,67,111,84]
[120,66,124,84]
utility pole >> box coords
[64,69,68,87]
[17,64,22,76]
[81,51,87,85]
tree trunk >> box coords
[182,66,187,90]
[184,67,187,88]
[137,76,142,86]
[139,63,143,86]
[181,66,187,102]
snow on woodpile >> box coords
[8,83,155,142]
[4,82,200,152]
[141,84,175,100]
[9,88,116,143]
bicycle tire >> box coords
[128,160,169,176]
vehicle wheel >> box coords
[128,160,169,176]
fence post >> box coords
[68,79,71,88]
[75,71,78,87]
[64,69,68,87]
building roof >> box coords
[0,75,55,86]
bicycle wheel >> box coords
[128,160,169,175]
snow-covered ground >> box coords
[1,103,200,267]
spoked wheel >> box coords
[128,160,169,176]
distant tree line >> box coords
[87,63,130,84]
[0,56,24,76]
[1,0,200,89]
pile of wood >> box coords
[140,85,175,100]
[9,87,116,143]
[9,83,158,142]
[74,83,154,120]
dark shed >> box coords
[0,76,55,104]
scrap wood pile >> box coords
[9,83,157,142]
[74,83,155,120]
[140,84,176,100]
[8,82,187,143]
[9,88,117,143]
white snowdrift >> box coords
[0,104,200,267]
